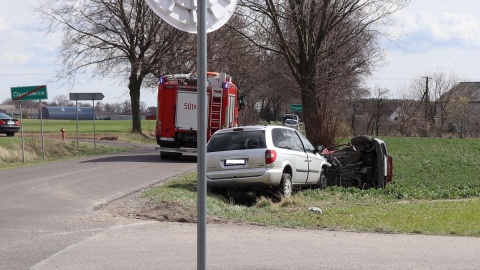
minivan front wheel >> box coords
[317,171,327,189]
[277,173,293,198]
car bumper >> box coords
[0,126,20,133]
[206,168,283,188]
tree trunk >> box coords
[129,73,143,134]
[299,79,336,147]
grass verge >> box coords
[142,172,480,236]
[0,133,148,170]
[142,136,480,237]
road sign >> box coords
[11,85,48,101]
[69,93,105,101]
[144,0,238,33]
[290,104,303,112]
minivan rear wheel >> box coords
[277,173,293,198]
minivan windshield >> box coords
[207,130,266,152]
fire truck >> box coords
[155,72,242,159]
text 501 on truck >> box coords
[156,72,243,159]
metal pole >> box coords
[39,100,45,160]
[76,99,79,150]
[197,1,207,269]
[93,99,96,151]
[20,103,25,162]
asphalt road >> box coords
[0,144,196,270]
[1,144,479,270]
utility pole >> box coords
[422,76,431,136]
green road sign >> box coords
[290,104,303,112]
[11,85,48,101]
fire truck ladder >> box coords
[209,91,223,136]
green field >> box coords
[19,119,157,135]
[383,137,480,199]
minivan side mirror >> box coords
[315,145,324,154]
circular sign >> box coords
[145,0,238,33]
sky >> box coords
[2,1,480,107]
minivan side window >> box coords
[285,129,305,152]
[272,128,304,152]
[272,128,291,149]
[296,131,315,153]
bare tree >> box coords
[448,95,471,138]
[364,87,389,135]
[430,71,461,133]
[52,94,72,107]
[208,17,299,125]
[346,86,370,135]
[122,100,132,114]
[395,86,422,136]
[140,101,147,112]
[408,71,462,136]
[95,101,104,116]
[1,99,13,105]
[233,0,409,146]
[37,0,193,133]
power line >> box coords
[0,73,54,76]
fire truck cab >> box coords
[155,72,241,159]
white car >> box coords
[206,125,330,197]
[282,114,299,124]
[283,119,300,130]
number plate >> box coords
[7,121,14,125]
[225,159,246,166]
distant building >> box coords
[41,106,95,120]
[436,82,480,137]
[0,105,15,113]
[438,82,480,105]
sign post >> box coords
[143,1,238,269]
[69,93,105,150]
[11,85,49,162]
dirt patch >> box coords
[102,188,233,224]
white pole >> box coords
[197,1,207,269]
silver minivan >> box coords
[206,125,330,197]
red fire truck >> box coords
[155,72,242,159]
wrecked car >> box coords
[321,135,393,189]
